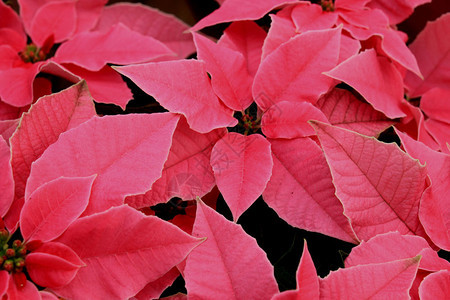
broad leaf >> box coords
[53,205,202,300]
[211,133,273,221]
[54,23,174,71]
[263,138,357,243]
[418,270,450,300]
[26,113,179,215]
[20,176,96,242]
[261,14,297,61]
[184,200,279,299]
[311,122,428,241]
[320,256,421,299]
[133,267,180,300]
[253,27,341,111]
[315,88,393,136]
[115,60,237,133]
[420,88,450,125]
[367,0,431,24]
[10,80,96,200]
[325,49,406,118]
[0,137,13,217]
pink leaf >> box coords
[63,64,132,109]
[114,60,237,133]
[53,205,202,300]
[54,23,174,71]
[218,21,266,77]
[184,200,279,299]
[263,138,357,243]
[125,117,225,208]
[0,119,19,144]
[20,176,96,242]
[0,137,13,217]
[404,13,450,98]
[338,34,361,64]
[211,133,273,221]
[419,270,450,300]
[261,14,297,61]
[193,33,253,111]
[0,2,25,38]
[26,113,179,215]
[26,242,84,289]
[94,3,195,59]
[320,256,421,299]
[0,271,8,296]
[10,80,96,200]
[6,277,40,300]
[253,27,341,111]
[262,101,329,139]
[70,0,108,36]
[315,88,393,136]
[325,49,406,118]
[420,88,450,124]
[190,0,299,31]
[291,2,338,32]
[39,291,59,300]
[311,121,428,241]
[132,267,180,300]
[424,119,450,154]
[367,0,432,25]
[345,232,450,272]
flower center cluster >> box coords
[0,229,27,287]
[321,0,335,12]
[19,43,47,63]
[231,104,261,135]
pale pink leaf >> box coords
[26,242,84,289]
[190,0,299,31]
[262,101,329,138]
[419,270,450,300]
[404,13,450,98]
[94,3,195,59]
[211,133,273,221]
[345,232,450,272]
[218,21,266,77]
[0,137,13,217]
[114,60,237,133]
[315,88,393,136]
[63,64,132,109]
[254,27,341,111]
[325,49,406,118]
[420,88,450,125]
[184,200,279,299]
[367,0,432,24]
[132,267,179,300]
[55,23,174,72]
[20,176,96,242]
[263,137,357,243]
[10,80,96,200]
[194,33,253,111]
[26,113,179,216]
[311,121,428,241]
[261,14,297,61]
[53,205,202,300]
[125,117,226,208]
[320,256,421,299]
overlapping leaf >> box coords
[0,137,13,217]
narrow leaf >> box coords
[0,137,13,217]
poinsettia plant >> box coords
[0,0,449,299]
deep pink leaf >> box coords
[404,13,450,97]
[367,0,432,24]
[311,121,428,241]
[63,64,132,109]
[190,0,299,31]
[291,2,337,32]
[0,30,26,54]
[20,176,95,242]
[345,232,450,271]
[184,200,279,299]
[420,88,450,125]
[26,242,84,289]
[424,119,450,154]
[320,256,421,299]
[115,60,237,133]
[10,80,96,200]
[315,88,393,136]
[262,101,329,138]
[335,0,370,10]
[194,33,253,111]
[55,23,174,71]
[125,117,226,208]
[132,267,179,300]
[0,119,19,144]
[253,27,341,111]
[0,271,8,296]
[53,205,202,300]
[26,113,179,215]
[211,133,273,221]
[94,3,195,59]
[263,138,357,243]
[0,137,13,217]
[70,0,108,36]
[39,291,59,300]
[0,2,25,38]
[419,270,450,300]
[6,277,40,300]
[296,242,320,297]
[325,49,406,118]
[218,21,266,77]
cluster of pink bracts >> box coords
[0,0,449,299]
